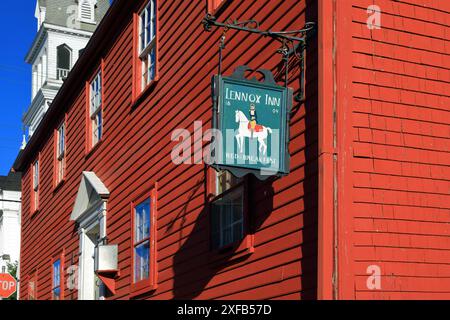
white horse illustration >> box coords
[235,110,272,155]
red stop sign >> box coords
[0,273,17,299]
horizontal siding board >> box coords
[348,0,450,298]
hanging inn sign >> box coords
[211,66,292,180]
[203,14,316,180]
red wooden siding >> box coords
[345,0,450,299]
[18,0,450,301]
[19,0,318,300]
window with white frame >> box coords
[52,259,62,300]
[133,199,151,283]
[130,187,158,294]
[57,44,72,80]
[56,122,65,184]
[90,71,102,146]
[138,0,157,90]
[211,171,245,250]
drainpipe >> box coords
[317,0,337,300]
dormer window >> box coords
[78,0,96,23]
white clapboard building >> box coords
[23,0,110,138]
[0,172,21,274]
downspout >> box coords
[332,0,339,300]
[317,0,338,300]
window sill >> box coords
[131,79,158,110]
[85,139,103,160]
[129,279,157,298]
[53,179,65,193]
[209,234,254,264]
[78,18,97,25]
[30,209,39,218]
[208,0,231,17]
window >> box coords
[28,271,37,300]
[134,0,158,98]
[130,186,158,296]
[134,200,150,282]
[52,258,63,300]
[31,159,39,213]
[57,44,72,80]
[211,171,245,250]
[89,71,103,147]
[55,122,66,185]
[79,0,95,23]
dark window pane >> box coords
[233,221,243,242]
[97,111,102,140]
[211,186,244,250]
[57,45,71,70]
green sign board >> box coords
[212,67,292,179]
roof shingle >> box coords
[0,171,21,191]
[37,0,110,33]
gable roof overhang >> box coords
[70,171,109,222]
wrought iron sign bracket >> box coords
[202,14,316,102]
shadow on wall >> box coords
[170,0,319,300]
[171,168,275,299]
[275,0,319,299]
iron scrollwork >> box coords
[202,14,316,102]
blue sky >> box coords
[0,2,35,175]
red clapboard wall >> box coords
[18,0,319,300]
[337,0,450,299]
[18,0,449,301]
